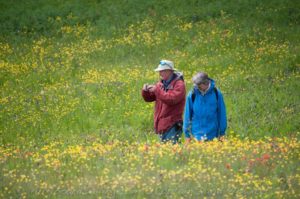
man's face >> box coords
[159,70,172,81]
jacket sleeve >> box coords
[154,80,186,105]
[183,92,193,138]
[141,89,156,102]
[217,90,227,136]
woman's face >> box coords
[198,83,209,91]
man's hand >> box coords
[148,85,156,92]
[143,84,149,91]
[143,84,156,92]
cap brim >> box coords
[154,67,177,72]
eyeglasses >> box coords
[159,61,172,68]
[197,82,209,87]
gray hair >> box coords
[192,72,209,85]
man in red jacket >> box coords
[141,60,186,144]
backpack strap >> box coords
[214,87,218,101]
[191,90,196,103]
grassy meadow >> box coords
[1,0,299,198]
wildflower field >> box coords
[1,137,299,198]
[1,0,299,198]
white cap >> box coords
[154,60,176,72]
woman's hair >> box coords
[192,72,209,85]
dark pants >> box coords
[159,124,182,144]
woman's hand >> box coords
[184,138,192,146]
[218,136,225,142]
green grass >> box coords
[1,0,299,143]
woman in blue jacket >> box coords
[183,72,227,143]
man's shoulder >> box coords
[171,78,185,89]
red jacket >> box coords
[142,73,186,134]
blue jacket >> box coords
[183,79,227,141]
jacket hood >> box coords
[174,71,184,81]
